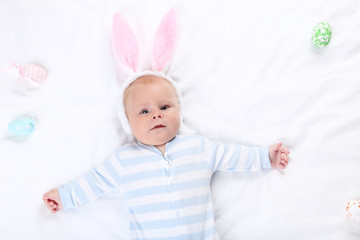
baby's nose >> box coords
[152,112,163,119]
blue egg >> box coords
[8,117,35,135]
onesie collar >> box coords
[136,135,179,155]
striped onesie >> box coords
[58,135,271,240]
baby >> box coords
[43,72,290,240]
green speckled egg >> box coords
[311,22,332,47]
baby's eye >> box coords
[140,109,149,114]
[160,105,169,110]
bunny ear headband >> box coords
[113,9,183,135]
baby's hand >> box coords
[269,142,290,170]
[42,188,63,213]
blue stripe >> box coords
[126,185,169,199]
[130,210,214,231]
[168,145,204,159]
[130,217,176,230]
[131,201,173,214]
[214,143,229,171]
[122,168,165,184]
[245,147,255,169]
[260,147,271,169]
[84,171,105,198]
[177,210,214,226]
[116,154,162,167]
[174,194,211,209]
[130,194,211,214]
[227,144,242,171]
[58,184,76,209]
[83,166,118,198]
[126,178,210,199]
[175,178,209,191]
[167,135,204,152]
[71,181,90,205]
[103,160,123,186]
[174,161,210,175]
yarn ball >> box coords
[311,22,332,47]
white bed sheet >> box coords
[0,0,360,239]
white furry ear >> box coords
[152,9,177,72]
[112,12,139,73]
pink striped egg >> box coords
[18,64,47,88]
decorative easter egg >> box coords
[311,22,332,47]
[8,117,35,135]
[18,64,48,88]
[346,200,360,223]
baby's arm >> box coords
[269,142,290,170]
[204,136,290,172]
[42,153,122,212]
[42,188,63,213]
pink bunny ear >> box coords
[112,12,139,73]
[152,9,177,72]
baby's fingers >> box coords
[280,159,288,166]
[277,154,288,169]
[45,199,55,208]
[280,146,290,155]
[46,201,60,213]
[51,206,59,213]
[277,163,286,170]
[281,153,289,161]
[45,202,54,210]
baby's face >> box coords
[124,76,180,148]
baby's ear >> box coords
[152,9,177,72]
[112,12,139,73]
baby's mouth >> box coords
[150,125,166,130]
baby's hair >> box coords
[123,75,178,106]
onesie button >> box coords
[176,211,181,217]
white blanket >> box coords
[1,0,359,239]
